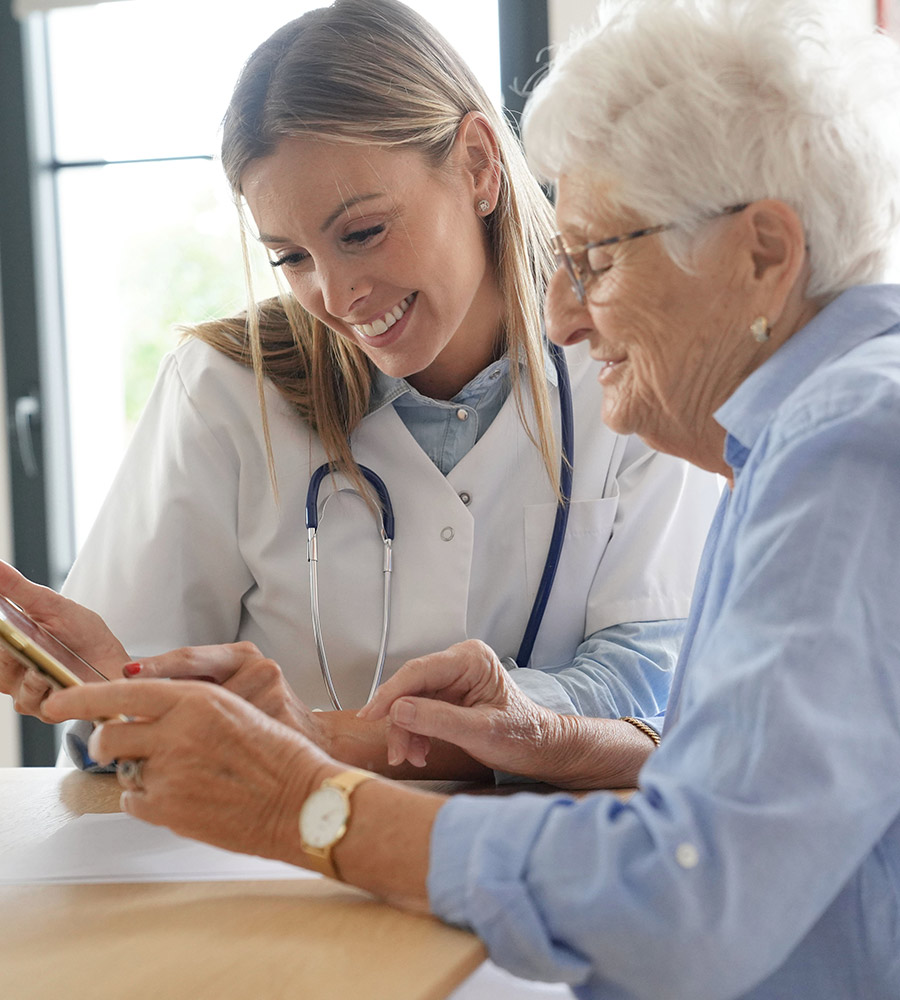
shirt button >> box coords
[489,368,501,380]
[675,843,699,869]
[456,408,469,421]
[440,527,455,541]
[458,491,471,506]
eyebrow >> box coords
[256,192,384,244]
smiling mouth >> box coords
[594,354,627,368]
[352,293,416,338]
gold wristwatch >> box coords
[298,768,375,880]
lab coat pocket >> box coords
[522,495,619,666]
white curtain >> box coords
[13,0,130,19]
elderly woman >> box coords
[19,0,900,996]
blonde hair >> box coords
[190,0,557,496]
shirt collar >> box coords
[366,342,558,416]
[715,284,900,472]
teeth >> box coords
[354,294,414,338]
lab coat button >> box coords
[456,408,469,421]
[459,491,471,505]
[440,527,455,541]
[675,843,699,869]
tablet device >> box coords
[0,595,109,688]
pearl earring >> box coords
[750,316,770,343]
[476,199,490,214]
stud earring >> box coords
[750,316,770,343]
[476,199,490,214]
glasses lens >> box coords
[551,236,584,302]
[585,244,613,275]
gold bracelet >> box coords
[619,716,661,747]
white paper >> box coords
[447,962,575,999]
[0,812,316,885]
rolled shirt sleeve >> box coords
[509,619,683,720]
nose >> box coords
[318,259,371,319]
[545,267,595,348]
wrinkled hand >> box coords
[129,642,332,753]
[0,561,129,720]
[43,679,333,859]
[359,639,562,778]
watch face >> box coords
[300,786,349,849]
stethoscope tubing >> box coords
[305,344,574,707]
[514,342,574,668]
[306,464,394,710]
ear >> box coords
[739,199,808,326]
[453,111,501,211]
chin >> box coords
[601,399,638,437]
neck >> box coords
[659,289,825,476]
[406,334,502,399]
[642,418,731,479]
[406,271,507,400]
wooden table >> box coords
[0,768,486,1000]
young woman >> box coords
[6,0,717,777]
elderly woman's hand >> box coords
[361,639,657,788]
[0,561,130,720]
[122,642,334,753]
[359,639,567,779]
[43,679,332,858]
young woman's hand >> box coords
[124,642,335,753]
[0,561,130,720]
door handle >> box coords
[13,393,40,478]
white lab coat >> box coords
[62,337,719,711]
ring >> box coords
[117,758,146,791]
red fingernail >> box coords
[123,662,142,677]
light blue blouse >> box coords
[427,285,900,997]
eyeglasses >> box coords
[551,203,749,304]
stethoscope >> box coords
[305,341,574,710]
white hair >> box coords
[523,0,900,297]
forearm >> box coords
[273,755,445,911]
[322,710,492,781]
[519,713,656,789]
